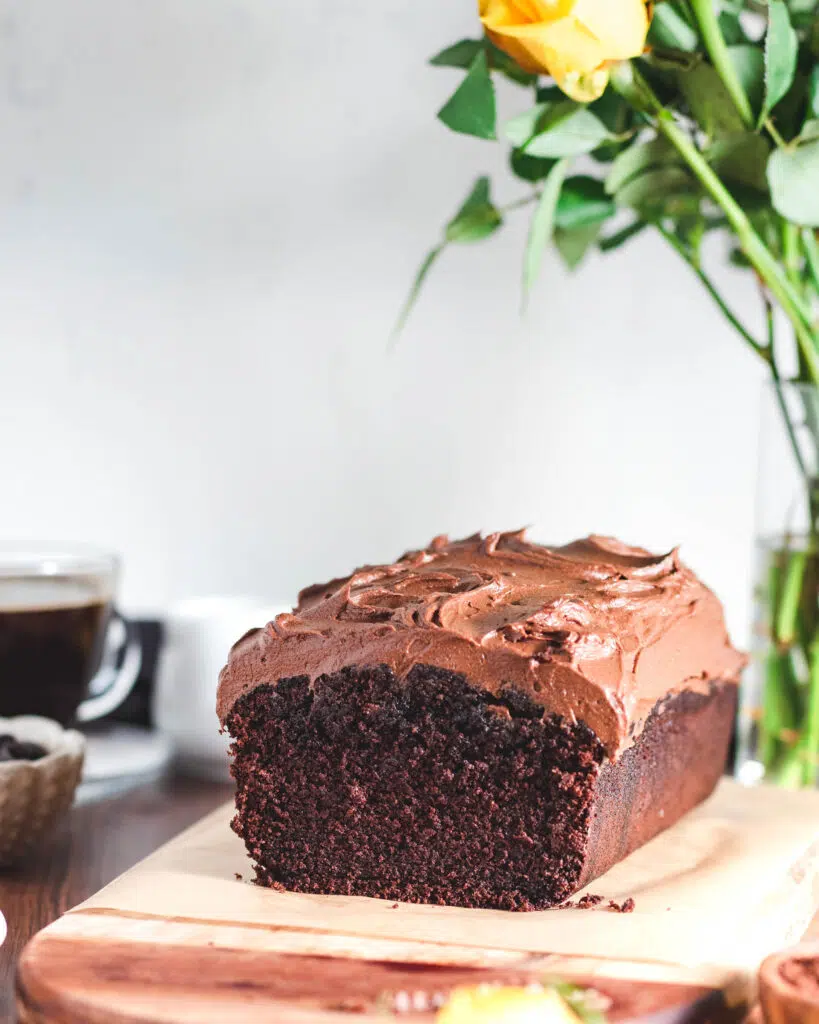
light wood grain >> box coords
[17,780,819,1023]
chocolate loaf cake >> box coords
[218,531,745,911]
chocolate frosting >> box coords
[217,531,745,757]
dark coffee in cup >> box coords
[0,547,141,726]
[0,577,111,725]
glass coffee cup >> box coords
[0,545,141,726]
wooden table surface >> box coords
[0,774,233,1024]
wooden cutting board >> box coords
[16,781,819,1023]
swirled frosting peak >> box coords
[217,531,745,756]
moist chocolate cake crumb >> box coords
[227,661,736,911]
[229,664,606,910]
[608,898,636,913]
[234,873,243,881]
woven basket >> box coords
[0,716,85,868]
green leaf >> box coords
[599,219,648,252]
[392,245,444,341]
[510,149,557,183]
[523,159,569,299]
[800,118,819,142]
[719,10,747,46]
[768,140,819,226]
[729,45,765,122]
[485,40,538,86]
[810,66,819,117]
[453,176,490,215]
[587,92,635,164]
[605,137,679,195]
[445,176,503,242]
[555,176,616,230]
[762,0,798,125]
[590,140,633,165]
[648,2,699,51]
[770,70,810,140]
[555,223,602,270]
[647,47,703,71]
[707,133,771,192]
[506,103,551,148]
[446,208,502,243]
[437,50,496,140]
[588,89,634,134]
[430,38,536,86]
[536,84,566,104]
[679,63,746,138]
[675,215,706,252]
[430,39,483,69]
[524,107,611,158]
[615,166,697,214]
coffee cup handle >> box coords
[75,612,143,724]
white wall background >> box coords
[0,0,767,643]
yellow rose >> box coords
[479,0,651,102]
[437,985,582,1024]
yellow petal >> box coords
[480,0,573,27]
[480,0,574,22]
[482,25,549,74]
[487,17,609,75]
[478,0,650,95]
[553,65,610,102]
[573,0,649,59]
[522,0,576,20]
[481,1,554,74]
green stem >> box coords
[765,118,789,150]
[802,229,819,297]
[688,0,754,126]
[764,289,811,482]
[610,62,819,385]
[504,194,539,213]
[657,223,767,358]
[776,551,808,646]
[804,636,819,786]
[783,221,804,295]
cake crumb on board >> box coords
[608,897,636,913]
[558,893,604,909]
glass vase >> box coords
[738,381,819,788]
